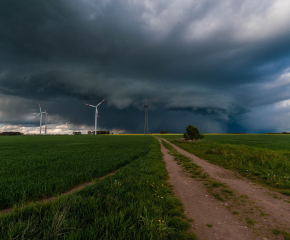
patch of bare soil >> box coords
[176,138,197,142]
[158,138,290,240]
[0,170,118,216]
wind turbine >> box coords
[36,103,43,135]
[84,99,105,135]
[44,110,49,135]
[35,104,49,135]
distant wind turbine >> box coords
[84,99,105,135]
[35,104,49,135]
[36,103,43,135]
[44,110,49,135]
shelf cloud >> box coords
[1,0,290,133]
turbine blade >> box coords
[84,103,96,107]
[97,98,105,107]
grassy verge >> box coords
[273,229,290,240]
[0,138,197,240]
[161,136,290,195]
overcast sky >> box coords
[1,0,290,134]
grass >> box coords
[0,138,197,239]
[273,229,290,240]
[158,133,290,151]
[0,135,153,209]
[160,135,290,194]
[204,134,290,151]
[245,217,256,225]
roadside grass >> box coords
[273,229,290,240]
[161,136,290,195]
[0,139,197,240]
[0,135,152,209]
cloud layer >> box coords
[1,0,290,133]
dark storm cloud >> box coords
[1,0,290,133]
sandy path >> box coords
[0,170,118,215]
[158,138,290,239]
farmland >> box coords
[158,133,290,151]
[0,135,195,239]
[160,134,290,195]
[205,134,290,151]
[0,135,153,209]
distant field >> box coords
[204,134,290,151]
[0,135,153,209]
[157,134,290,151]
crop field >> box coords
[0,135,195,239]
[0,135,153,209]
[161,134,290,195]
[204,134,290,151]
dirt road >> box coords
[158,138,290,240]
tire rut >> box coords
[0,169,118,215]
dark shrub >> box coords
[183,125,204,140]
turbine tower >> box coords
[36,103,43,135]
[44,110,49,135]
[85,98,105,135]
[36,104,49,135]
[144,99,149,135]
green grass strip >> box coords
[0,138,197,240]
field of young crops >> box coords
[161,134,290,195]
[0,135,196,239]
[0,135,153,209]
[205,134,290,151]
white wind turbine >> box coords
[44,110,49,135]
[36,104,49,135]
[84,99,105,135]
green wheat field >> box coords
[1,134,290,239]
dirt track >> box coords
[158,138,290,240]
